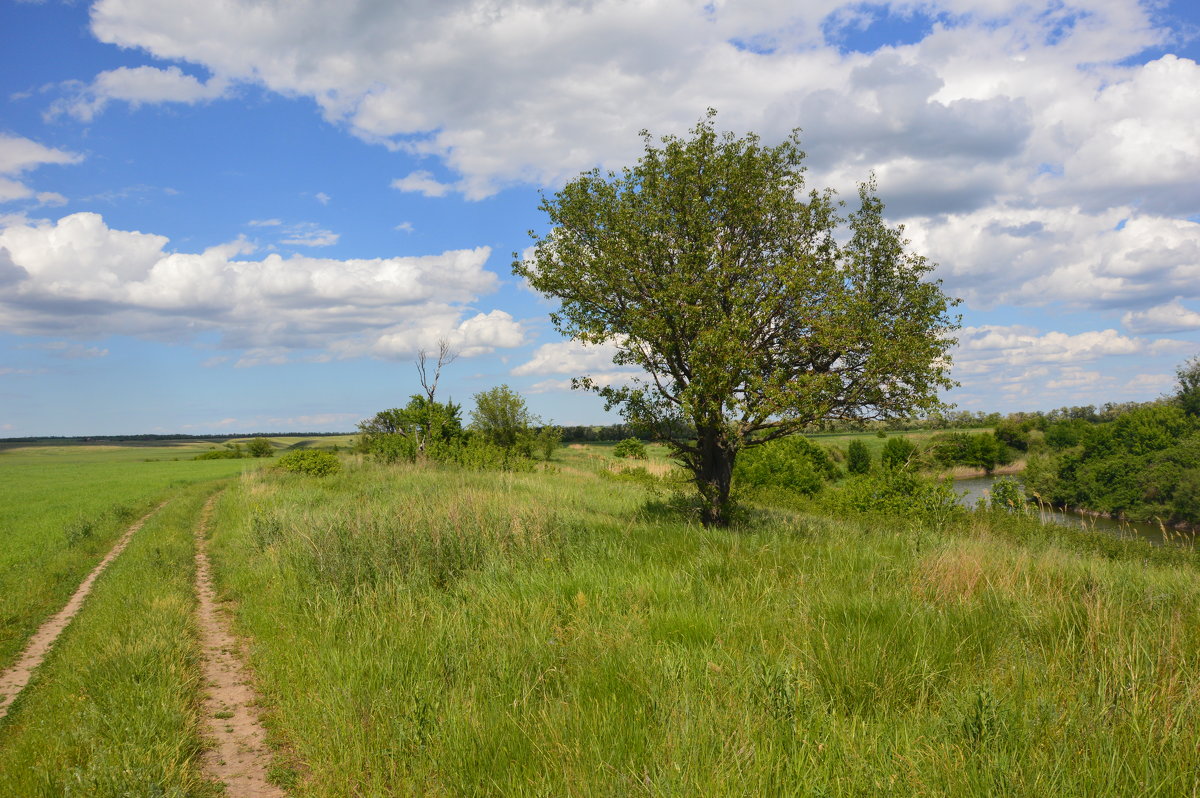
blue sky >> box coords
[1,0,1198,436]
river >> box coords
[954,475,1192,547]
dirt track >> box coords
[194,494,284,797]
[0,503,166,721]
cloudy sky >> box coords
[1,0,1198,436]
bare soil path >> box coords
[194,494,285,797]
[0,502,167,721]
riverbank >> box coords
[936,459,1026,481]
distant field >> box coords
[0,443,256,671]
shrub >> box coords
[735,436,839,495]
[613,438,648,459]
[988,477,1026,512]
[818,471,963,526]
[277,450,342,476]
[194,448,242,460]
[247,438,275,458]
[880,436,917,471]
[847,440,871,475]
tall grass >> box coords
[0,484,219,797]
[207,455,1200,796]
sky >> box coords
[1,0,1199,436]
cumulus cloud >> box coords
[49,65,229,122]
[0,212,524,359]
[911,207,1200,311]
[1123,299,1200,334]
[954,325,1188,373]
[0,134,82,204]
[391,171,453,198]
[946,324,1193,408]
[511,339,625,376]
[81,0,1192,205]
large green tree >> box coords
[514,113,959,526]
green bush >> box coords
[247,438,274,458]
[818,471,963,526]
[613,438,647,459]
[193,448,242,460]
[847,440,871,475]
[276,450,342,477]
[735,436,839,495]
[880,436,917,471]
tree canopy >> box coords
[514,112,959,526]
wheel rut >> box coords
[0,502,167,721]
[194,494,284,797]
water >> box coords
[954,475,1188,547]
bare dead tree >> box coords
[413,338,459,454]
[416,338,459,404]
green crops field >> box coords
[2,441,1199,796]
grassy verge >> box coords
[0,484,220,797]
[0,444,255,670]
[208,454,1200,796]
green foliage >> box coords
[993,418,1032,451]
[987,477,1026,512]
[1178,355,1200,417]
[612,437,647,459]
[357,396,464,458]
[535,425,563,461]
[193,448,243,460]
[1024,401,1200,525]
[276,450,342,477]
[247,437,274,458]
[880,436,917,471]
[824,471,962,520]
[929,431,1011,474]
[471,385,535,451]
[734,435,839,495]
[847,439,871,475]
[515,112,959,526]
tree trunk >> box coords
[694,430,736,527]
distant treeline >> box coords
[0,432,351,445]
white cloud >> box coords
[363,309,526,359]
[25,341,109,359]
[1123,372,1175,393]
[391,171,453,198]
[946,324,1193,408]
[953,325,1187,374]
[314,192,331,205]
[0,135,82,204]
[1123,300,1200,334]
[395,221,414,233]
[511,338,624,376]
[278,223,339,248]
[50,65,229,122]
[0,212,522,360]
[911,207,1200,311]
[85,0,1198,210]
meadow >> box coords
[0,442,257,672]
[1,440,1199,796]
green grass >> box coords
[0,443,256,671]
[203,452,1200,796]
[0,483,219,797]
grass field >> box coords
[0,442,256,671]
[2,441,1199,796]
